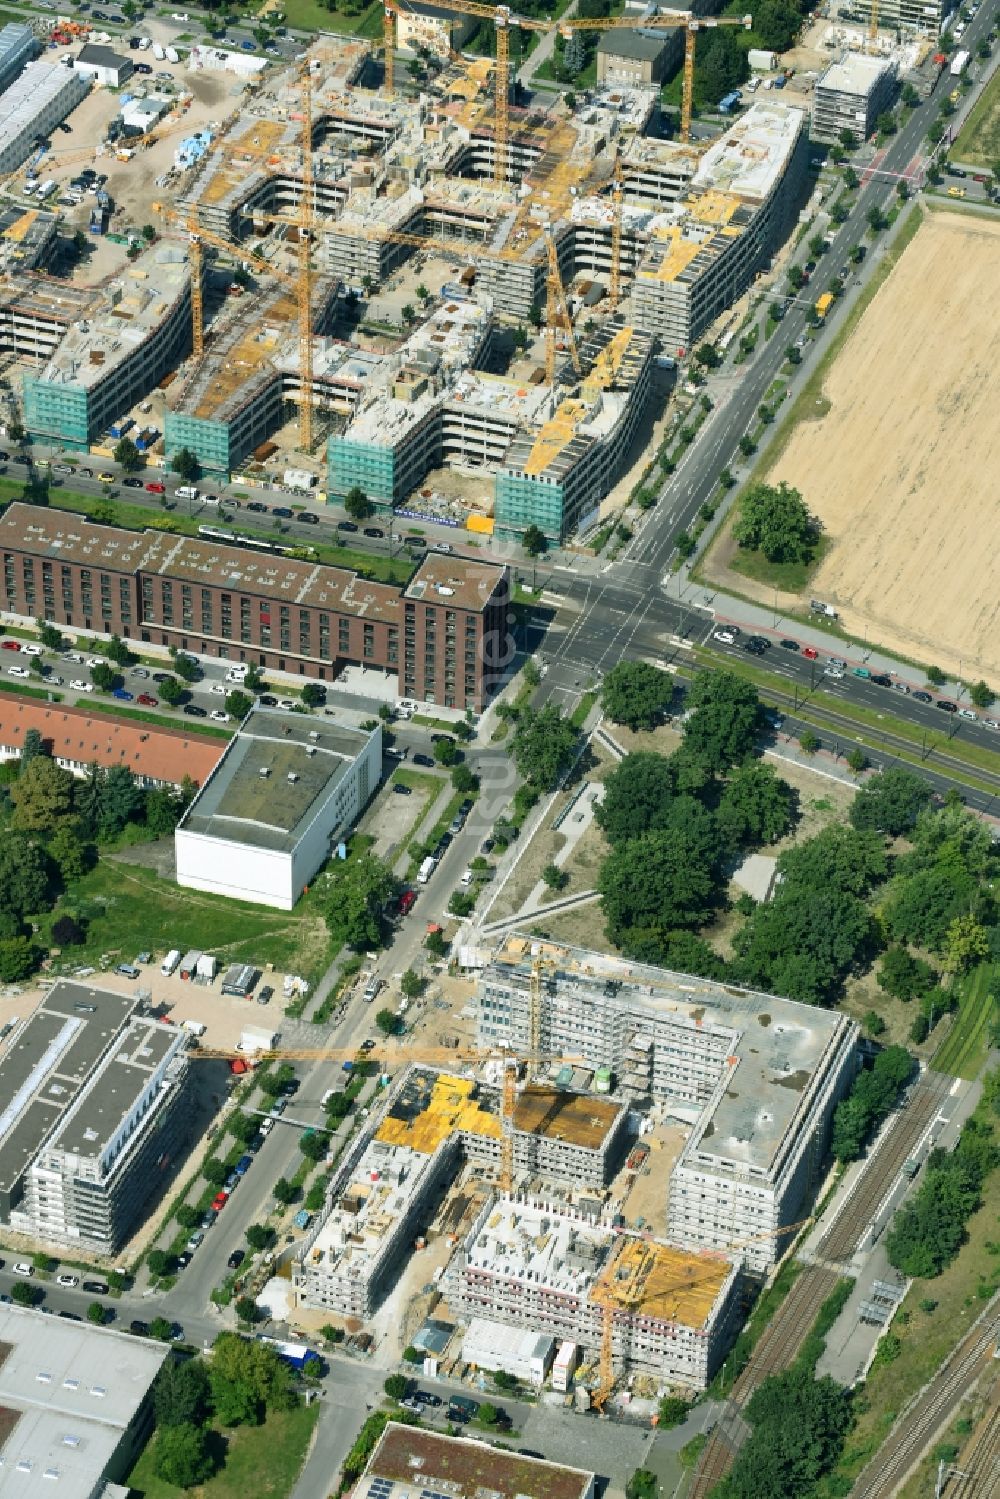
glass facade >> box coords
[165,412,231,476]
[23,378,90,450]
[495,471,565,543]
[327,436,396,505]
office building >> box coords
[175,706,382,910]
[597,27,680,86]
[811,53,898,143]
[0,22,38,97]
[357,1426,596,1499]
[0,1304,169,1499]
[477,938,859,1274]
[0,503,511,711]
[0,981,192,1254]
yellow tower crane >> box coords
[557,13,753,144]
[382,1,550,181]
[544,231,581,385]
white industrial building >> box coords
[811,53,898,143]
[462,1319,556,1387]
[74,43,133,88]
[0,1304,169,1498]
[0,22,38,96]
[0,61,89,176]
[175,705,381,910]
[478,938,859,1275]
[358,1427,596,1499]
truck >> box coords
[719,89,742,113]
[238,1024,278,1055]
[152,41,165,60]
[950,48,970,75]
[37,180,56,201]
[165,45,179,63]
[283,468,316,492]
[747,47,777,70]
[418,854,437,885]
[815,292,834,319]
[810,599,838,618]
[161,948,181,976]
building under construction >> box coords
[477,939,859,1275]
[295,1069,628,1318]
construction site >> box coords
[292,935,859,1395]
[0,7,811,544]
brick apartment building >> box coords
[0,504,511,710]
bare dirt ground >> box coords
[762,210,1000,684]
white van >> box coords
[183,1019,206,1037]
[161,948,181,977]
[176,485,199,501]
[418,855,437,885]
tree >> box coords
[384,1374,409,1401]
[562,28,585,74]
[175,1204,200,1230]
[787,264,805,292]
[511,705,577,791]
[846,747,867,774]
[831,1045,914,1162]
[36,619,64,651]
[522,524,547,556]
[324,852,398,950]
[87,1301,105,1324]
[601,661,674,732]
[147,1249,174,1279]
[103,634,136,667]
[202,1157,227,1187]
[658,1395,689,1429]
[243,663,265,693]
[19,727,45,773]
[733,481,816,565]
[448,891,475,918]
[245,1224,275,1251]
[9,755,74,834]
[225,689,252,719]
[969,680,994,709]
[98,764,145,838]
[723,1366,852,1499]
[716,761,796,848]
[599,818,722,956]
[301,682,325,708]
[11,1281,41,1306]
[597,754,679,846]
[0,832,51,917]
[696,27,746,102]
[426,927,447,958]
[682,671,761,776]
[478,1402,499,1428]
[733,881,872,1006]
[451,762,478,794]
[626,1472,657,1499]
[114,437,143,472]
[171,448,200,482]
[401,968,424,1000]
[878,947,938,1003]
[150,1316,174,1341]
[839,127,858,150]
[235,1296,262,1325]
[90,661,118,693]
[694,343,721,369]
[875,109,897,136]
[159,675,184,706]
[433,736,458,766]
[850,767,931,835]
[799,729,819,755]
[300,1129,326,1161]
[752,0,803,50]
[542,863,567,891]
[154,1423,214,1488]
[944,914,990,976]
[867,205,887,234]
[273,1176,298,1206]
[170,650,200,683]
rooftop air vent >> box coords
[259,766,270,778]
[287,772,298,783]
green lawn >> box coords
[952,63,1000,168]
[932,963,998,1081]
[126,1403,319,1499]
[86,700,232,740]
[281,0,381,36]
[728,535,830,593]
[52,858,335,983]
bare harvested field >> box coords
[764,210,1000,683]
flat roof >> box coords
[596,29,673,59]
[817,52,894,95]
[375,1072,500,1155]
[693,101,804,202]
[77,43,131,67]
[0,983,135,1200]
[178,706,376,854]
[592,1236,732,1327]
[513,1085,621,1150]
[364,1425,594,1499]
[0,1304,168,1498]
[45,1018,181,1164]
[488,939,849,1176]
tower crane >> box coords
[557,13,753,144]
[382,1,551,182]
[544,231,581,385]
[296,55,316,454]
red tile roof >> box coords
[0,695,223,788]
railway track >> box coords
[818,1072,953,1265]
[948,1389,1000,1497]
[688,1077,954,1499]
[687,1266,841,1499]
[851,1299,1000,1499]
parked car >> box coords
[413,752,434,767]
[802,646,819,660]
[936,700,958,714]
[393,782,412,795]
[82,1279,109,1295]
[71,679,94,692]
[713,629,737,645]
[137,693,158,706]
[337,521,358,533]
[183,704,208,717]
[129,1320,150,1337]
[145,481,166,493]
[112,687,134,701]
[0,640,20,651]
[7,665,29,677]
[12,1263,34,1277]
[912,690,932,703]
[871,674,893,687]
[258,985,274,1005]
[227,1249,245,1269]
